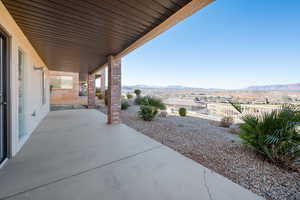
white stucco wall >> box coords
[0,2,50,156]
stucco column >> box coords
[87,73,96,108]
[107,56,121,124]
[100,68,106,93]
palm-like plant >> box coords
[240,106,300,168]
[139,96,166,110]
[138,96,166,121]
[138,105,158,121]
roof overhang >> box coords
[2,0,214,79]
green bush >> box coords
[136,96,148,105]
[179,107,187,117]
[220,116,234,128]
[134,89,141,96]
[137,96,166,121]
[121,100,130,110]
[239,106,300,168]
[126,93,133,99]
[138,105,158,121]
[138,96,166,110]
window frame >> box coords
[41,71,46,105]
[50,75,73,90]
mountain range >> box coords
[245,83,300,91]
[123,83,300,91]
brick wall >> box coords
[87,74,96,108]
[107,56,121,124]
[49,71,81,105]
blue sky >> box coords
[122,0,300,89]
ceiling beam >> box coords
[92,0,214,75]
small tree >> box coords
[134,89,141,96]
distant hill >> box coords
[123,85,190,89]
[246,83,300,91]
[123,83,300,91]
[123,85,216,90]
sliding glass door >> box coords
[0,32,7,163]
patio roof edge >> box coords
[91,0,215,75]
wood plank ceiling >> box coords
[2,0,192,78]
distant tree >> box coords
[134,89,141,96]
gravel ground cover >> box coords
[98,105,300,200]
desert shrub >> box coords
[134,89,141,96]
[121,100,130,110]
[220,116,234,128]
[138,105,158,121]
[178,107,187,117]
[239,106,300,168]
[137,97,166,121]
[136,96,148,105]
[96,92,104,100]
[138,96,166,110]
[126,93,133,99]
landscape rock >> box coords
[98,105,300,200]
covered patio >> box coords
[1,0,216,125]
[0,110,263,200]
[0,0,265,199]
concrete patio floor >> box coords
[0,110,263,200]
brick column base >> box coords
[87,74,96,108]
[107,56,121,124]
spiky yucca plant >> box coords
[139,96,166,110]
[137,96,166,121]
[240,106,300,169]
[138,105,158,121]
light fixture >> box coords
[33,66,45,71]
